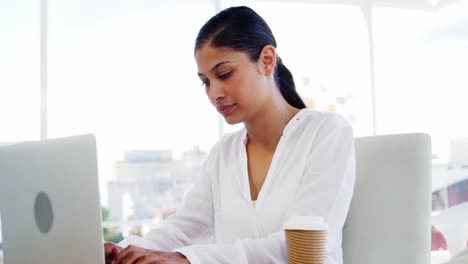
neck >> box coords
[244,95,300,150]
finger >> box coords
[122,248,161,264]
[104,242,117,257]
[123,252,152,264]
[113,245,141,264]
[134,255,158,264]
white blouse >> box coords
[119,109,355,264]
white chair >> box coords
[343,133,432,264]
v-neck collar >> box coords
[239,109,307,205]
[241,108,307,144]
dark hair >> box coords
[195,6,306,109]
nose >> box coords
[207,82,224,104]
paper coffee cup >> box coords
[283,216,328,264]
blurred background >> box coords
[1,0,467,263]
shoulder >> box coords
[299,109,352,135]
[298,110,355,162]
[219,127,246,146]
[205,127,245,158]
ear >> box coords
[258,45,277,77]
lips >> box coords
[217,104,236,116]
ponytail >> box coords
[274,56,306,109]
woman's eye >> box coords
[218,71,232,80]
[201,80,210,88]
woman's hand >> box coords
[112,245,190,264]
[104,242,123,264]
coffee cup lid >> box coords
[283,216,328,231]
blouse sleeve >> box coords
[175,114,356,263]
[117,143,219,251]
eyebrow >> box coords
[198,61,233,77]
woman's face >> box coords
[195,44,272,125]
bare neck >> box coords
[244,99,300,150]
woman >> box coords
[105,6,355,264]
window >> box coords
[373,1,468,262]
[0,1,40,143]
[48,0,217,240]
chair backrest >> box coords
[343,133,432,264]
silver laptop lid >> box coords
[0,134,105,264]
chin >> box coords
[223,115,243,125]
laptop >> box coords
[0,134,105,264]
